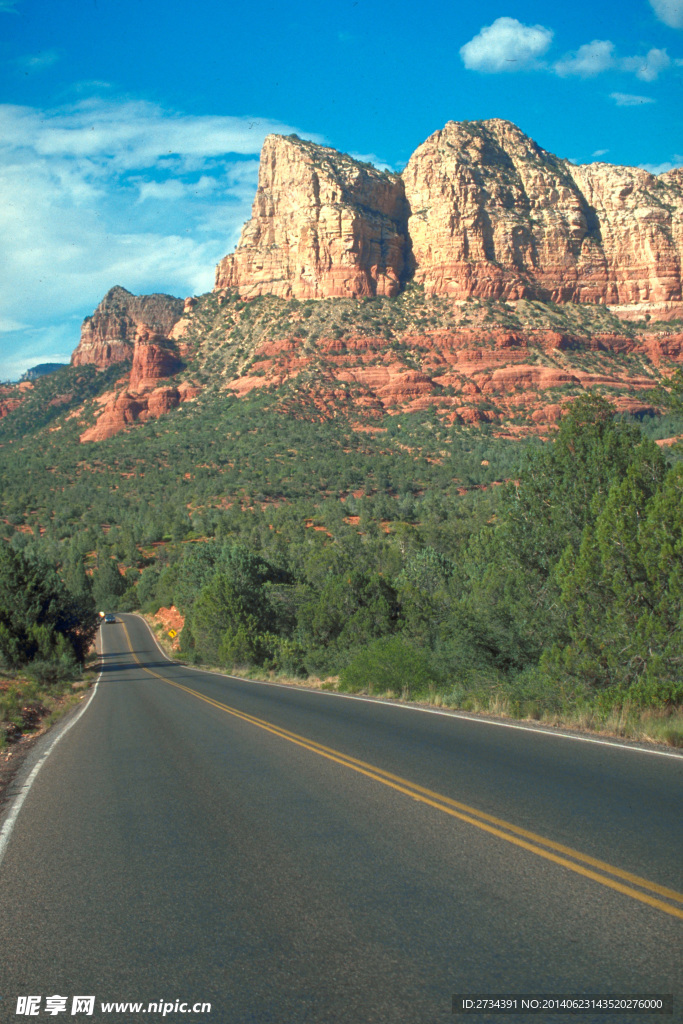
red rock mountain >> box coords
[55,119,683,443]
[70,288,199,442]
[216,120,683,309]
[71,286,184,368]
[215,135,409,299]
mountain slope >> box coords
[69,285,683,441]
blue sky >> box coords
[1,0,681,379]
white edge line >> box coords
[131,614,683,761]
[0,635,103,872]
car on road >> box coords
[104,613,117,623]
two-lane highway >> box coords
[0,613,681,1023]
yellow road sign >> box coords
[168,629,177,638]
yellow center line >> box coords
[118,622,683,921]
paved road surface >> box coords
[0,613,681,1023]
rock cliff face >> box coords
[568,162,683,305]
[79,380,202,443]
[67,286,199,440]
[129,331,184,390]
[71,286,184,368]
[215,135,409,299]
[403,119,604,302]
[77,330,197,443]
[216,120,683,307]
[68,288,200,441]
[0,385,24,419]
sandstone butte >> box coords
[215,119,683,307]
[72,286,185,369]
[71,288,201,442]
[63,118,683,441]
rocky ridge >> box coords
[4,286,682,444]
[150,287,683,435]
[215,135,409,300]
[216,120,683,308]
[71,286,184,369]
[12,119,682,444]
[71,289,201,441]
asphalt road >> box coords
[0,613,681,1024]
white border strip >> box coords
[0,642,103,871]
[133,615,683,761]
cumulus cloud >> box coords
[554,40,615,77]
[462,20,677,84]
[649,0,683,28]
[459,17,553,72]
[555,42,672,80]
[610,92,656,105]
[0,95,321,377]
[621,47,671,80]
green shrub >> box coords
[339,636,439,699]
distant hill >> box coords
[20,362,68,382]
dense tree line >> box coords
[129,397,682,714]
[0,542,98,675]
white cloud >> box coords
[610,92,656,105]
[554,40,615,77]
[0,99,319,171]
[641,161,675,173]
[462,22,678,84]
[649,0,683,28]
[621,47,671,80]
[592,148,609,157]
[349,151,395,172]
[0,317,29,332]
[640,154,683,173]
[135,175,224,204]
[459,17,553,72]
[16,50,60,73]
[556,42,672,80]
[136,179,189,203]
[0,95,321,373]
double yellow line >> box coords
[119,622,683,921]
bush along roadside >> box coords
[142,611,683,749]
[0,653,99,750]
[0,540,100,750]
